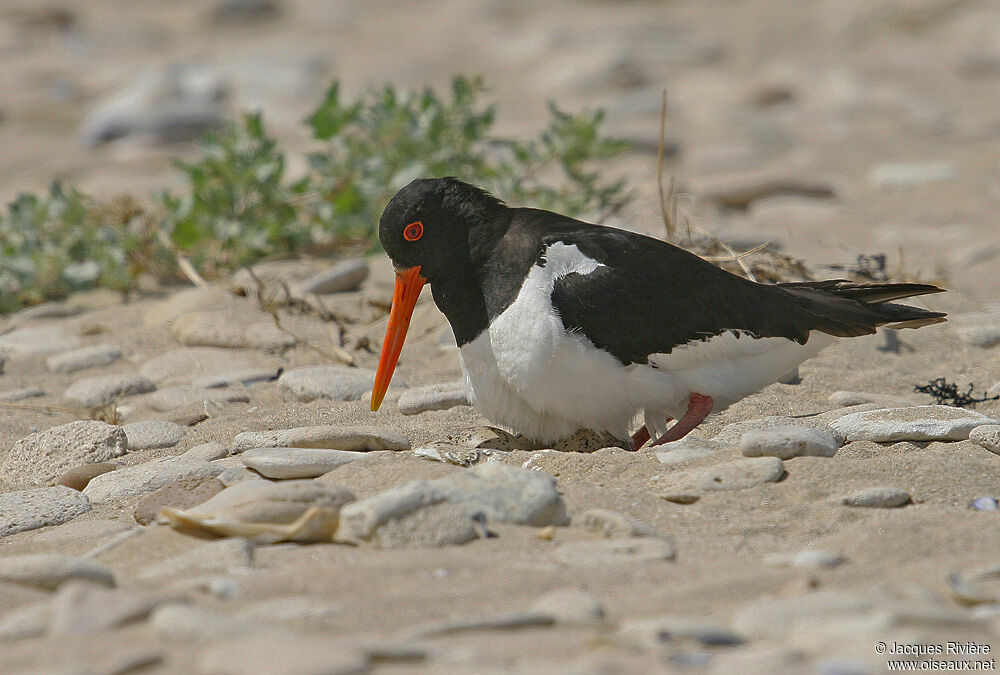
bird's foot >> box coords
[628,426,651,451]
[650,393,714,446]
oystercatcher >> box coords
[369,177,946,448]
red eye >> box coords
[403,221,424,242]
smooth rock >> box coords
[869,162,957,188]
[1,421,127,488]
[739,425,839,459]
[0,387,45,402]
[529,589,605,624]
[139,538,255,580]
[0,326,80,356]
[46,345,122,373]
[49,582,176,634]
[764,550,846,569]
[839,486,911,508]
[145,385,251,411]
[397,381,470,415]
[63,373,156,407]
[830,405,998,442]
[293,259,369,295]
[193,368,282,389]
[971,425,1000,454]
[969,497,1000,511]
[433,462,570,526]
[579,509,665,539]
[278,365,391,402]
[134,476,226,525]
[139,346,277,383]
[123,420,186,450]
[171,310,296,351]
[951,313,1000,348]
[0,601,49,641]
[183,442,229,461]
[217,466,263,486]
[371,502,479,548]
[655,436,724,466]
[84,457,220,503]
[337,481,448,543]
[618,615,744,648]
[829,391,914,408]
[232,425,410,452]
[0,486,92,537]
[674,457,785,492]
[209,0,282,25]
[0,554,114,590]
[196,635,370,675]
[554,537,676,566]
[714,416,845,446]
[241,447,366,479]
[6,302,79,325]
[56,462,118,491]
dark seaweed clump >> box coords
[914,378,999,408]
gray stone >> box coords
[830,405,998,442]
[714,416,845,446]
[49,581,177,634]
[764,550,846,569]
[84,457,221,503]
[579,509,666,539]
[46,345,122,373]
[278,365,397,402]
[63,373,156,407]
[145,385,251,411]
[123,420,186,450]
[293,259,369,295]
[971,425,1000,454]
[232,425,410,452]
[530,589,605,624]
[217,466,262,486]
[829,391,914,408]
[0,326,80,356]
[655,436,725,466]
[371,502,479,548]
[0,601,49,641]
[337,481,448,543]
[6,302,79,325]
[618,615,744,648]
[839,486,911,508]
[0,486,92,537]
[554,537,676,566]
[0,387,44,402]
[139,538,256,580]
[869,161,957,188]
[196,635,370,675]
[739,425,839,459]
[0,554,115,590]
[183,442,229,461]
[241,447,366,479]
[1,420,128,488]
[171,310,296,351]
[433,462,570,526]
[193,368,281,389]
[397,381,471,415]
[675,457,785,492]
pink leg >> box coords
[628,426,650,451]
[650,393,714,446]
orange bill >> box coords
[370,266,427,411]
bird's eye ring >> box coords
[403,221,424,242]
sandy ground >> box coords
[2,0,1000,673]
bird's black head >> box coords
[378,177,507,284]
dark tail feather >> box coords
[777,280,947,337]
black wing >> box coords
[544,224,944,366]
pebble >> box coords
[655,436,724,466]
[277,365,390,402]
[241,447,367,479]
[173,412,210,427]
[209,0,282,25]
[336,481,449,543]
[123,420,186,450]
[951,311,1000,348]
[0,486,92,537]
[839,486,911,508]
[579,509,666,539]
[739,425,839,459]
[397,381,471,415]
[989,381,1000,399]
[138,538,256,580]
[868,161,957,188]
[0,387,45,402]
[968,497,999,511]
[63,373,156,407]
[56,462,118,491]
[238,595,340,623]
[529,588,605,624]
[6,302,79,325]
[292,259,369,295]
[0,420,128,488]
[0,601,49,641]
[83,457,221,503]
[674,457,785,492]
[829,405,998,442]
[410,611,554,638]
[183,442,229,461]
[554,537,676,566]
[970,424,1000,454]
[139,346,277,383]
[713,416,845,446]
[145,385,251,411]
[0,554,115,590]
[196,635,370,675]
[193,368,282,389]
[732,589,883,639]
[764,550,846,569]
[0,326,81,356]
[49,581,177,634]
[45,344,122,373]
[171,310,296,351]
[134,476,226,525]
[433,462,570,526]
[618,615,744,648]
[828,391,914,408]
[31,519,133,543]
[217,466,263,486]
[151,605,284,642]
[232,425,410,452]
[371,502,479,548]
